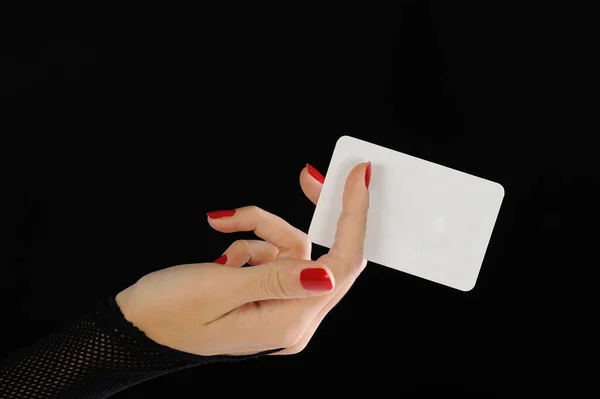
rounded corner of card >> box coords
[457,278,477,292]
[492,181,505,199]
[335,134,355,148]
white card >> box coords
[308,135,505,291]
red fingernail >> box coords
[364,161,371,189]
[215,255,227,265]
[207,210,236,219]
[306,163,325,184]
[300,268,333,291]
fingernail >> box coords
[306,163,325,184]
[300,268,333,291]
[364,161,372,189]
[214,255,227,265]
[207,210,236,219]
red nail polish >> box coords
[207,210,236,219]
[364,161,371,189]
[300,268,333,291]
[215,255,227,265]
[306,163,325,184]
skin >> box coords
[116,163,370,356]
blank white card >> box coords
[308,135,505,291]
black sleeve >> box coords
[0,297,279,399]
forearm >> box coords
[0,298,270,399]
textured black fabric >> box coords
[0,297,278,398]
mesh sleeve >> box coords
[0,297,278,398]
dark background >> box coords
[1,2,593,397]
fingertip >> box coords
[349,161,371,181]
[365,161,371,189]
[315,262,336,290]
[342,162,370,210]
[299,165,310,184]
[306,163,325,184]
[207,209,237,219]
[214,254,228,265]
[300,265,335,292]
[331,162,370,258]
[206,209,240,233]
[300,166,322,205]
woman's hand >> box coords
[116,162,370,356]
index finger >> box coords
[329,162,371,262]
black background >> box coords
[1,2,593,397]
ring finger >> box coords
[215,239,279,267]
[207,206,311,259]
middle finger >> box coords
[207,206,311,259]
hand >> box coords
[116,162,370,356]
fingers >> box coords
[207,206,310,259]
[329,162,370,265]
[300,164,324,205]
[229,259,335,304]
[215,239,278,267]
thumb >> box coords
[237,259,335,302]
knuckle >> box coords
[247,205,264,216]
[228,240,253,262]
[259,269,275,297]
[239,239,252,257]
[230,239,245,251]
[260,267,291,298]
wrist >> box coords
[115,287,134,323]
